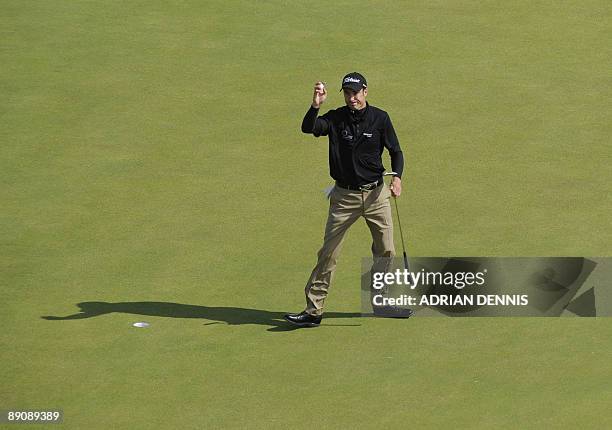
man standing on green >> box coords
[284,72,406,327]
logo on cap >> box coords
[340,72,367,92]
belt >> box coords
[335,178,383,191]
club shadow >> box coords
[41,301,363,332]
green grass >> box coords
[2,1,611,428]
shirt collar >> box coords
[349,102,369,122]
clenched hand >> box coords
[312,81,327,108]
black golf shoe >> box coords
[283,311,322,327]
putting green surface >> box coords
[2,1,611,428]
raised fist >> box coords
[312,81,327,108]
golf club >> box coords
[383,172,411,274]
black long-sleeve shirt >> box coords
[301,103,404,185]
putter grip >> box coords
[403,252,409,271]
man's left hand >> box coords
[390,176,402,197]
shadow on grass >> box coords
[41,301,363,332]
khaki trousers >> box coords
[304,183,395,316]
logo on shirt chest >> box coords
[341,129,354,141]
[341,129,375,141]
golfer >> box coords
[284,72,405,327]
